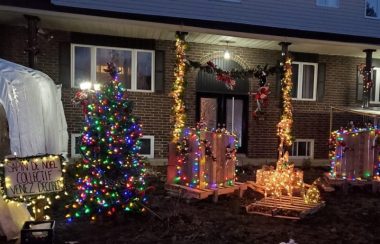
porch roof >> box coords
[0,4,380,59]
[331,106,380,118]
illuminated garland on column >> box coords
[358,63,373,107]
[277,57,293,168]
[171,32,187,143]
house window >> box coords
[139,136,154,158]
[366,0,379,18]
[292,62,318,100]
[316,0,339,8]
[71,133,82,158]
[357,67,380,102]
[71,44,155,92]
[370,68,380,102]
[290,139,314,159]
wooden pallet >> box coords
[165,182,247,202]
[246,181,265,194]
[246,196,325,220]
[246,181,307,196]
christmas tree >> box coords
[67,63,147,222]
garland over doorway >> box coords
[171,32,278,142]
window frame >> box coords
[292,61,318,101]
[316,0,339,8]
[290,139,315,159]
[71,44,155,92]
[370,67,380,103]
[365,0,380,19]
[71,133,82,158]
[139,135,155,158]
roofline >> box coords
[1,0,380,46]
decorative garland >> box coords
[171,32,188,143]
[172,33,278,131]
[358,63,374,103]
[187,61,277,91]
[277,57,294,168]
[187,59,276,118]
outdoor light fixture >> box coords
[221,40,234,60]
[224,49,231,60]
[80,81,92,90]
[93,83,101,91]
[80,81,101,91]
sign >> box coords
[3,155,63,197]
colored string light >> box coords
[66,63,147,222]
[174,127,238,189]
[329,126,380,180]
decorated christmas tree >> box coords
[67,63,147,222]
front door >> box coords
[197,93,248,153]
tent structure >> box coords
[0,58,68,240]
[0,58,68,157]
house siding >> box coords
[0,25,368,162]
[52,0,380,39]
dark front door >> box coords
[196,58,249,153]
[196,93,248,153]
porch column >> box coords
[363,49,376,108]
[277,42,292,162]
[24,15,40,69]
[279,42,292,64]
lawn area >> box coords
[46,166,380,244]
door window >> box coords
[200,97,218,129]
[226,98,243,147]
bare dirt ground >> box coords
[19,166,380,244]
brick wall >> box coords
[0,24,368,161]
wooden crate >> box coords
[165,182,247,203]
[246,196,325,220]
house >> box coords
[0,0,380,165]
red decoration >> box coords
[72,90,90,115]
[187,60,277,91]
[250,85,271,117]
[359,63,374,95]
[216,73,236,90]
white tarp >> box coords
[0,58,68,157]
[0,198,31,241]
[0,59,68,240]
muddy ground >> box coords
[10,166,380,244]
